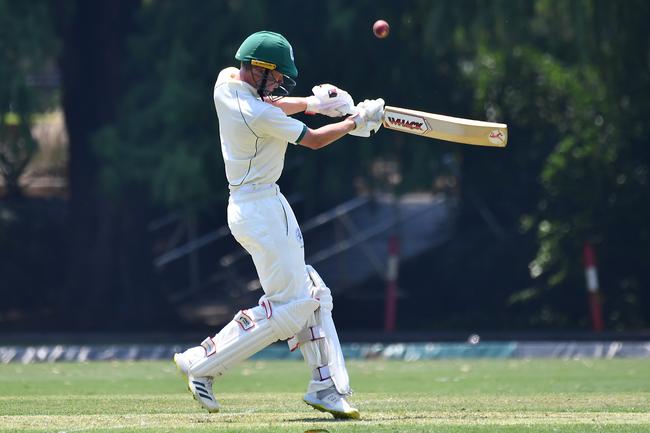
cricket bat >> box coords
[382,105,508,147]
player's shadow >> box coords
[287,416,358,423]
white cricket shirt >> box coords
[213,67,307,188]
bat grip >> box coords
[346,106,386,120]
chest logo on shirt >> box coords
[295,227,304,248]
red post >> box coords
[583,241,604,332]
[384,234,399,332]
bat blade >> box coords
[382,105,508,147]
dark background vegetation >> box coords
[1,0,649,334]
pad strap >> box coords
[234,310,256,331]
[200,337,217,356]
[287,325,324,351]
[312,365,331,382]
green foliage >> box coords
[98,1,472,210]
[95,0,267,208]
[32,0,648,329]
[530,2,650,328]
[0,0,56,108]
[462,2,650,328]
[0,0,58,198]
[0,110,38,197]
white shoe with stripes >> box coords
[174,352,220,413]
[187,376,219,413]
[303,385,360,419]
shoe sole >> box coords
[303,398,360,420]
[190,386,220,414]
[174,354,220,413]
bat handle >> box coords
[345,106,386,120]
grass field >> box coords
[1,358,649,432]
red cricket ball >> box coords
[373,20,390,39]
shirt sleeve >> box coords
[252,105,308,145]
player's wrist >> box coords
[305,95,318,114]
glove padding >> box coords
[348,98,385,137]
[305,84,355,117]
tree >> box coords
[37,0,650,330]
[528,1,650,328]
[460,1,650,328]
[0,0,56,198]
[53,0,165,329]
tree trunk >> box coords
[55,0,144,328]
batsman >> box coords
[173,31,384,419]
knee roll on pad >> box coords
[306,265,333,312]
[261,296,320,340]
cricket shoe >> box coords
[303,385,360,420]
[174,352,220,413]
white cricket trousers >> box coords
[228,183,312,304]
[186,183,351,392]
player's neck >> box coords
[238,68,255,86]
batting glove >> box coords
[348,98,385,137]
[305,84,355,117]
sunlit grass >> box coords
[1,359,649,432]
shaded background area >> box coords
[1,0,649,336]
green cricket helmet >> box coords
[235,31,297,97]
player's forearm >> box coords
[267,97,307,115]
[299,117,357,150]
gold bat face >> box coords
[382,106,508,147]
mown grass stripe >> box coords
[1,359,649,432]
